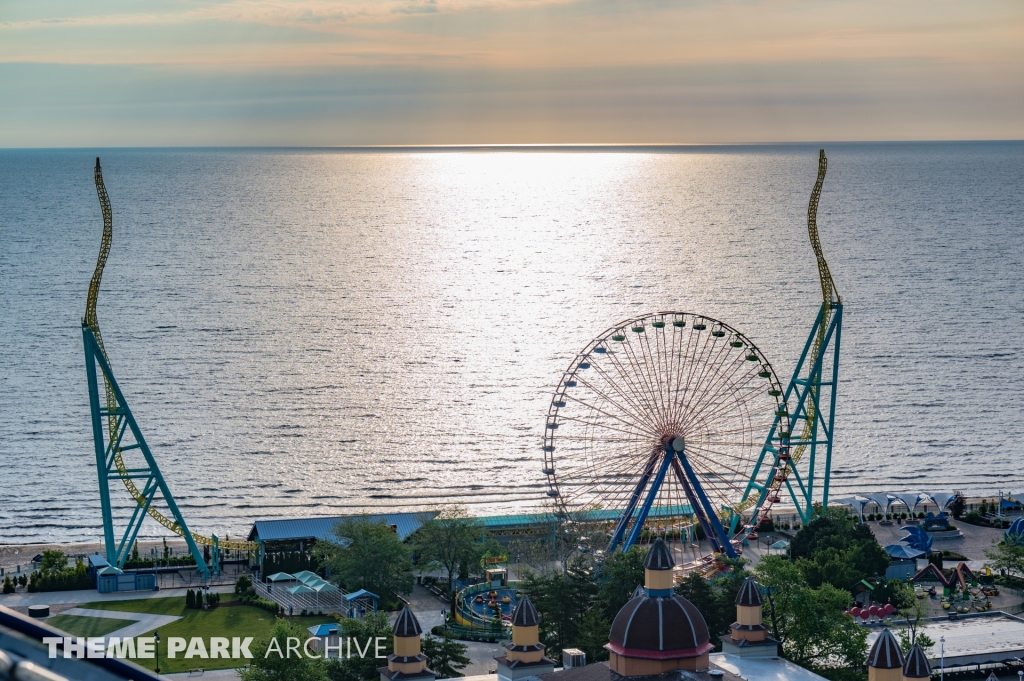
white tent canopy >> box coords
[892,492,924,514]
[866,493,893,518]
[925,492,956,511]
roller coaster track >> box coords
[787,150,840,474]
[734,149,843,524]
[85,159,256,554]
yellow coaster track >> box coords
[86,159,256,553]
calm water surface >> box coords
[1,143,1022,543]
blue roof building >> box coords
[248,512,437,546]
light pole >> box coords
[155,630,161,675]
[939,636,945,681]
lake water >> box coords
[1,143,1023,544]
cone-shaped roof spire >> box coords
[511,594,539,627]
[902,644,932,679]
[866,628,904,669]
[643,537,675,570]
[393,605,423,637]
[735,577,763,606]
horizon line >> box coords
[3,139,1024,152]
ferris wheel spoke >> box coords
[598,343,663,426]
[685,445,760,480]
[672,322,720,427]
[637,329,671,424]
[679,360,761,432]
[685,383,766,435]
[617,333,668,427]
[688,356,761,417]
[674,336,740,428]
[569,372,658,432]
[560,391,656,435]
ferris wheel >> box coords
[542,312,790,564]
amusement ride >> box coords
[83,158,256,579]
[543,150,843,568]
[79,150,842,581]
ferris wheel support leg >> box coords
[608,451,661,553]
[622,454,674,551]
[674,448,738,559]
[671,458,719,554]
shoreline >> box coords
[0,539,191,571]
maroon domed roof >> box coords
[866,629,904,669]
[607,594,712,659]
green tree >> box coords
[2,576,13,594]
[896,624,934,656]
[595,547,646,621]
[422,629,471,678]
[412,507,482,588]
[753,555,810,647]
[785,583,867,673]
[576,608,611,663]
[790,509,889,590]
[522,556,597,657]
[240,621,328,681]
[985,539,1024,577]
[675,568,747,649]
[949,492,966,519]
[186,589,196,609]
[875,579,915,613]
[39,550,68,574]
[236,574,253,594]
[325,612,393,681]
[317,518,415,599]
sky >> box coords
[2,0,1023,146]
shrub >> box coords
[240,594,279,614]
[2,576,13,594]
[234,575,252,594]
[186,589,196,609]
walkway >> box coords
[0,584,235,611]
[61,607,182,640]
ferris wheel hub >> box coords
[671,437,685,452]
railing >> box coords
[453,581,522,628]
[253,579,351,616]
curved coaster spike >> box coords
[738,149,844,525]
[84,159,256,580]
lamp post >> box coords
[155,630,161,675]
[939,636,945,681]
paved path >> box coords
[405,583,500,674]
[163,670,241,680]
[61,607,182,640]
[0,584,235,609]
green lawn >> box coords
[80,596,334,674]
[48,614,135,638]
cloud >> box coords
[0,0,1021,144]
